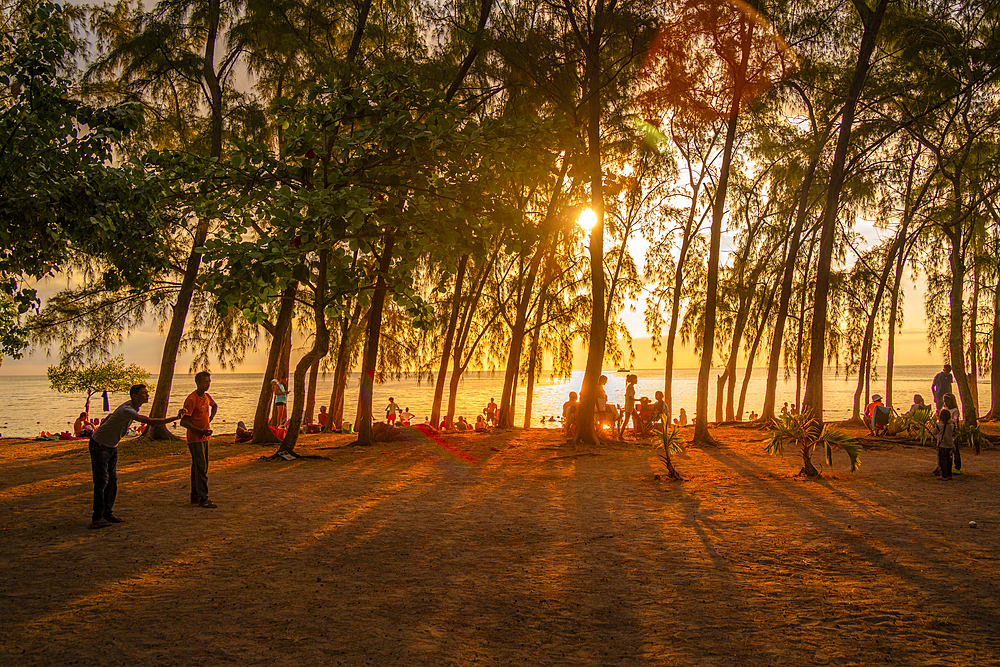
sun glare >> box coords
[577,207,597,232]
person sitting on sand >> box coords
[637,396,653,433]
[865,394,886,435]
[562,391,579,436]
[475,415,488,431]
[236,421,253,443]
[650,391,666,430]
[456,416,470,431]
[74,412,93,437]
[908,395,930,415]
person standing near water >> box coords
[87,385,184,529]
[619,374,638,439]
[271,379,288,427]
[932,364,953,411]
[181,371,218,508]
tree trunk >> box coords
[431,254,468,428]
[762,149,822,421]
[270,327,292,427]
[851,238,901,420]
[325,300,364,432]
[694,18,751,445]
[278,251,329,454]
[795,242,815,410]
[142,218,210,440]
[572,5,610,447]
[988,254,1000,419]
[304,353,321,425]
[498,248,542,427]
[252,281,298,445]
[970,256,980,412]
[356,234,395,445]
[496,164,569,428]
[523,286,547,428]
[715,368,730,423]
[802,0,889,422]
[739,281,777,419]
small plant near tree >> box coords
[898,410,934,446]
[766,411,860,477]
[955,422,986,455]
[47,356,149,412]
[656,417,683,480]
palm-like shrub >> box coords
[766,411,860,477]
[657,420,683,480]
[956,422,985,455]
[899,410,934,446]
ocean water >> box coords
[0,365,984,439]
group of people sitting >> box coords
[559,375,677,439]
[73,412,100,437]
[864,392,954,437]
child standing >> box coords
[932,409,955,481]
[385,397,399,425]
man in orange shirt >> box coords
[180,371,218,508]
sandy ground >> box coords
[1,421,1000,666]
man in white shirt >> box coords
[88,385,184,529]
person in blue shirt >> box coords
[932,364,953,411]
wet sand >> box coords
[2,422,999,666]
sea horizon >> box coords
[0,364,980,439]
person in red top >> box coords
[180,371,218,508]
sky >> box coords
[0,265,938,376]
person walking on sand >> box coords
[932,364,953,411]
[87,385,184,529]
[180,371,218,508]
[271,379,288,427]
[932,409,956,480]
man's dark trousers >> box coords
[89,439,118,521]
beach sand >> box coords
[1,422,999,666]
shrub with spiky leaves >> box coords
[766,411,860,477]
[898,410,934,446]
[657,418,683,480]
[955,422,985,455]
